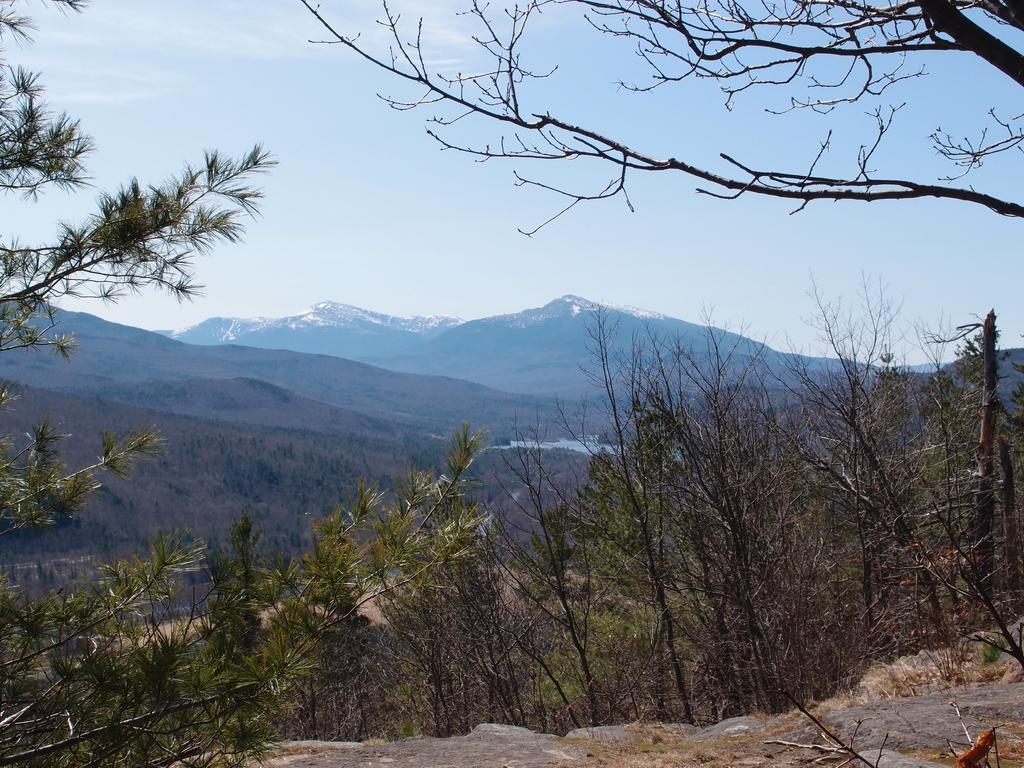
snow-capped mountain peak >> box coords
[485,295,669,328]
[558,295,668,320]
[167,295,679,361]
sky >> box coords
[8,0,1023,360]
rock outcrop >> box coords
[267,723,587,767]
[268,681,1022,767]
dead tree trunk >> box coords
[1000,435,1020,602]
[975,310,998,594]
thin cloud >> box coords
[17,56,183,107]
[20,0,564,108]
[49,87,176,105]
[25,1,546,75]
[28,1,330,61]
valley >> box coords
[4,295,1018,573]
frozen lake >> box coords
[501,437,607,454]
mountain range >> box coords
[0,310,551,436]
[167,295,796,396]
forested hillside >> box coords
[0,310,557,435]
[0,385,442,562]
[0,382,584,580]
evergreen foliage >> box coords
[0,5,482,765]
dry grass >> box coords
[560,714,806,768]
[834,645,1017,706]
[566,716,1024,768]
[563,737,774,768]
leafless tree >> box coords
[1000,435,1021,601]
[783,286,946,649]
[301,0,1024,232]
[974,311,999,594]
[556,313,867,716]
[581,312,696,722]
[275,300,1024,739]
[376,540,542,736]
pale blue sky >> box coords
[9,0,1022,359]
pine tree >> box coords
[0,5,481,765]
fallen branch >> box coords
[780,693,889,768]
[765,738,854,763]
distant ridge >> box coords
[161,295,799,397]
[170,301,463,358]
[170,295,667,339]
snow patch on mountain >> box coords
[169,295,675,343]
[292,302,463,333]
[172,302,464,341]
